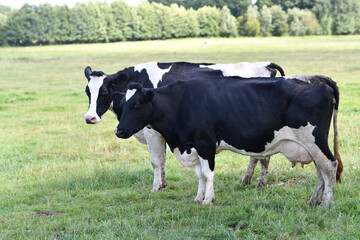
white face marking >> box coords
[200,62,271,78]
[84,75,106,122]
[134,61,172,88]
[125,89,137,101]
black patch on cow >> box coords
[157,62,173,69]
[90,71,105,77]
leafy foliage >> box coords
[148,0,252,17]
[1,0,360,46]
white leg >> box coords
[194,164,206,203]
[257,157,270,188]
[308,165,324,205]
[199,157,215,205]
[320,160,338,205]
[143,128,167,192]
[242,157,259,186]
[306,144,338,206]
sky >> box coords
[0,0,144,9]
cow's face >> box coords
[83,66,112,124]
[113,83,154,139]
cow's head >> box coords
[112,83,154,139]
[83,66,128,124]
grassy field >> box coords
[0,36,360,239]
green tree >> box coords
[70,2,107,43]
[36,4,56,44]
[219,6,237,37]
[256,0,315,11]
[5,4,42,45]
[312,0,332,35]
[165,4,198,38]
[331,0,358,35]
[197,6,221,37]
[52,6,72,43]
[148,0,251,17]
[238,5,260,37]
[111,1,135,41]
[136,2,162,40]
[259,5,273,36]
[269,5,288,36]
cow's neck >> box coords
[148,91,180,151]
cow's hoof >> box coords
[241,176,251,186]
[202,198,215,205]
[320,199,335,206]
[307,199,322,206]
[256,181,267,189]
[194,196,204,204]
[151,186,163,192]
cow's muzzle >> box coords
[115,128,130,139]
[84,115,100,124]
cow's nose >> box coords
[84,115,99,124]
[115,128,126,138]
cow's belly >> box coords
[216,123,315,166]
[173,147,199,167]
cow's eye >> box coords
[100,89,108,96]
[132,103,140,109]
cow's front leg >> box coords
[143,128,167,192]
[194,164,206,203]
[199,156,215,205]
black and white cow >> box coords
[84,61,285,192]
[113,76,343,205]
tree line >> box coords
[0,0,359,46]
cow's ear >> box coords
[144,90,154,102]
[111,92,125,104]
[112,72,129,86]
[84,66,92,81]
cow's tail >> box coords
[267,62,285,77]
[320,76,343,183]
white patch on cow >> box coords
[215,123,315,167]
[173,147,200,168]
[134,61,172,88]
[133,129,147,144]
[125,89,137,101]
[285,74,312,83]
[200,62,271,78]
[84,75,106,123]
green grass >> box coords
[1,36,360,239]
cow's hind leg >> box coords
[242,157,258,186]
[308,165,324,205]
[144,129,167,192]
[307,144,338,206]
[242,157,270,188]
[257,157,270,188]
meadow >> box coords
[0,36,359,239]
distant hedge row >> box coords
[0,2,237,46]
[0,0,359,46]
